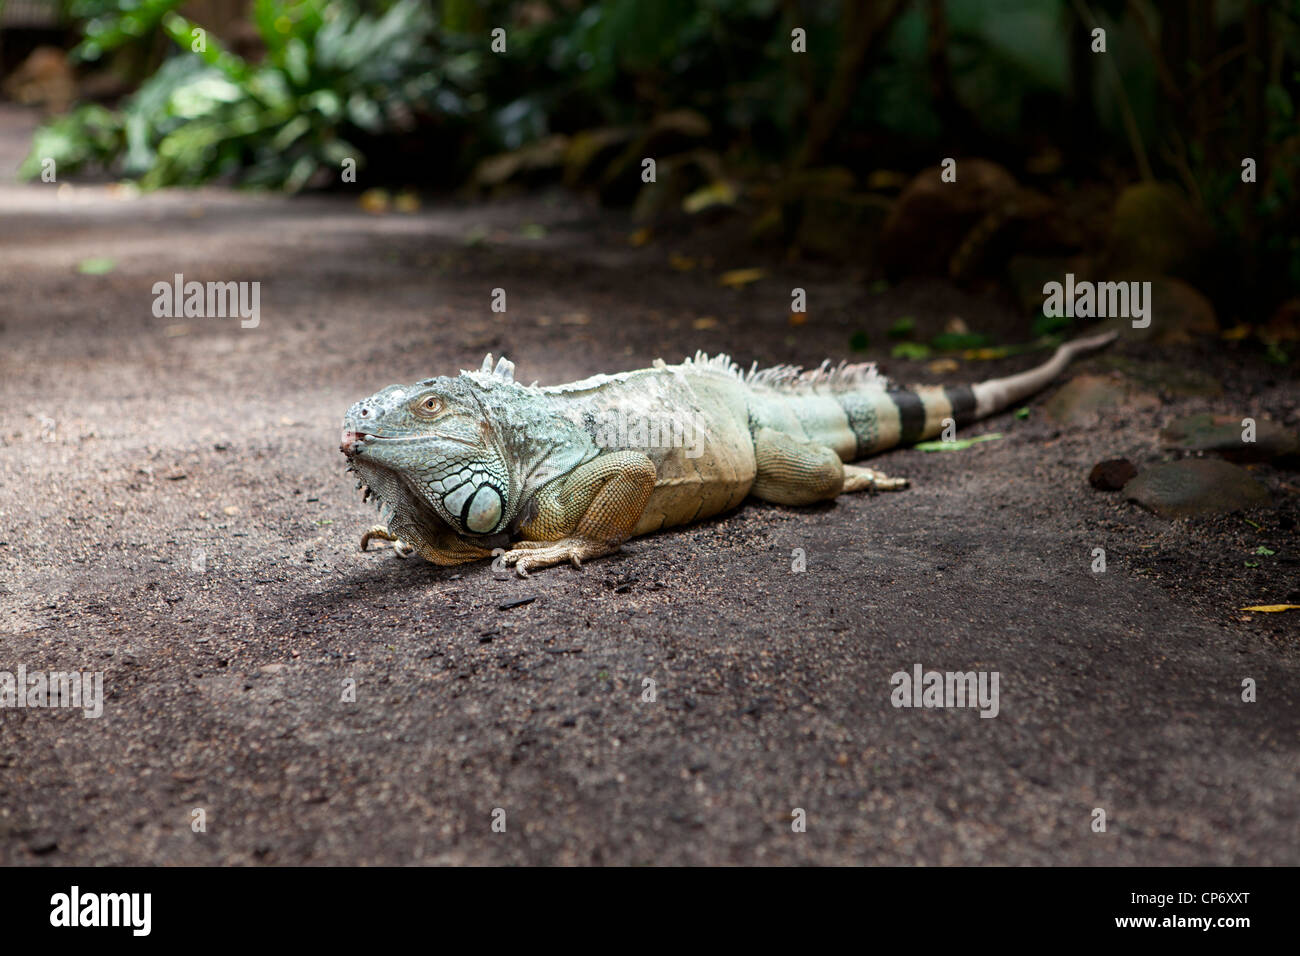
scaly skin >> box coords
[340,333,1115,575]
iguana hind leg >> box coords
[499,451,657,576]
[749,429,909,502]
[749,427,845,505]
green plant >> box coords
[23,0,447,190]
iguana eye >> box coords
[415,395,442,416]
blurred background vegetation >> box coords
[1,0,1298,355]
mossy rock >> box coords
[1162,413,1300,463]
[879,159,1020,278]
[1095,357,1224,398]
[1103,183,1212,279]
[1125,459,1270,518]
[1044,374,1157,426]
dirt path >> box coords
[1,105,1296,865]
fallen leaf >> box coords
[887,317,915,339]
[788,311,808,326]
[891,342,930,359]
[682,181,737,214]
[668,254,697,272]
[77,257,116,275]
[866,170,907,190]
[719,268,765,288]
[628,227,652,247]
[692,316,719,330]
[359,189,389,214]
[927,358,959,374]
[1239,604,1300,613]
[913,433,1004,452]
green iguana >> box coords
[340,331,1115,576]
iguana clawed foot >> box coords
[842,464,909,493]
[360,525,414,558]
[495,538,613,577]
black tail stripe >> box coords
[945,385,977,427]
[890,390,927,444]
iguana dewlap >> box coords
[340,331,1115,575]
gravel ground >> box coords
[1,104,1297,865]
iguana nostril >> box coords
[361,408,370,417]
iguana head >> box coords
[341,369,513,538]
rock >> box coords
[1162,413,1300,463]
[1125,460,1270,518]
[1044,374,1156,426]
[794,191,892,261]
[1007,255,1088,317]
[1095,357,1224,398]
[1264,298,1300,341]
[879,159,1020,278]
[1,47,75,113]
[1110,276,1219,344]
[750,167,872,251]
[1089,458,1138,490]
[1102,183,1212,279]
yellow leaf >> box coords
[692,316,719,330]
[1221,324,1252,340]
[359,188,389,214]
[788,311,808,326]
[719,268,765,288]
[682,181,737,214]
[669,254,697,272]
[866,170,907,190]
[1239,604,1300,613]
[628,227,652,247]
[963,347,1010,361]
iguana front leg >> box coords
[360,525,415,558]
[361,524,493,566]
[499,451,657,576]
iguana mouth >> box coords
[340,430,373,456]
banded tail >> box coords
[747,330,1118,460]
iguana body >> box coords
[340,331,1115,575]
